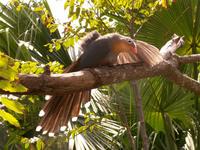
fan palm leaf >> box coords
[0,1,71,65]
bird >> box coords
[36,31,163,136]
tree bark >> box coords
[1,36,200,96]
[0,54,200,95]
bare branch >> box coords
[160,35,184,59]
[111,86,136,150]
[0,63,165,95]
[131,81,149,150]
[0,35,200,96]
[163,64,200,94]
[0,55,200,95]
[175,54,200,64]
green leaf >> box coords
[36,139,45,150]
[68,0,75,18]
[0,109,20,127]
[0,97,25,114]
[12,82,28,92]
[0,1,71,66]
[0,66,17,81]
[16,4,23,11]
[55,41,61,50]
[0,80,14,91]
[64,1,70,9]
[0,53,9,68]
[34,6,44,12]
[76,6,81,17]
[145,111,165,132]
[48,24,58,33]
[0,80,27,92]
[63,38,75,48]
[25,143,30,149]
[12,61,20,72]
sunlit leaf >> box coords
[0,80,27,92]
[0,53,9,68]
[48,24,58,33]
[55,41,61,50]
[0,109,20,127]
[0,80,14,91]
[36,139,45,150]
[21,137,30,149]
[34,6,44,12]
[16,4,23,11]
[0,66,17,81]
[0,97,25,114]
[146,111,165,132]
[63,38,75,48]
[161,0,168,8]
[12,82,27,92]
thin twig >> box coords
[131,81,149,150]
[129,1,149,149]
[111,86,136,150]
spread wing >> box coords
[136,40,163,66]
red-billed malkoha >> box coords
[36,31,163,136]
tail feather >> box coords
[61,93,77,126]
[49,95,70,133]
[37,91,90,134]
[40,95,59,116]
[39,96,66,133]
[51,95,73,133]
[40,94,72,133]
[71,92,83,117]
[71,90,90,116]
[136,40,163,66]
[81,90,91,104]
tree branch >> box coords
[111,86,136,150]
[176,54,200,64]
[0,63,164,95]
[131,81,149,150]
[0,55,200,95]
[0,35,200,96]
[163,64,200,94]
[160,34,184,59]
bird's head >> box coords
[122,37,137,54]
[110,34,137,54]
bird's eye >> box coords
[128,40,133,44]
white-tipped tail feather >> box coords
[39,110,45,117]
[60,126,67,132]
[42,130,48,135]
[48,132,55,137]
[36,126,42,132]
[37,91,90,135]
[72,117,78,122]
[45,95,52,101]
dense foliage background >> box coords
[0,0,199,149]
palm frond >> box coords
[0,1,71,65]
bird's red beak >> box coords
[131,46,137,54]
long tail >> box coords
[36,60,90,135]
[36,91,90,135]
[36,31,99,135]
